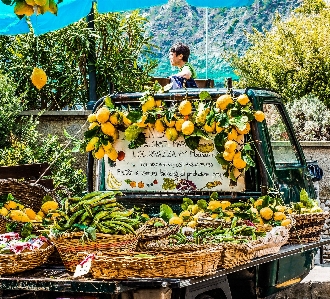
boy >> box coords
[168,42,198,89]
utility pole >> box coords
[86,6,97,110]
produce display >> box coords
[83,86,265,180]
[0,193,59,237]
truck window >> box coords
[263,103,301,166]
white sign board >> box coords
[104,128,245,192]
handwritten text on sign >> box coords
[104,128,245,192]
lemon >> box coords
[141,96,155,112]
[31,67,47,90]
[137,115,148,128]
[165,127,179,141]
[107,148,118,161]
[96,106,110,124]
[181,120,194,135]
[216,94,233,110]
[281,219,291,227]
[175,119,185,131]
[260,207,273,220]
[237,94,249,105]
[223,151,235,161]
[233,158,247,169]
[274,212,286,221]
[101,122,116,136]
[227,128,238,140]
[169,216,183,225]
[155,119,165,133]
[236,123,251,135]
[94,146,105,159]
[88,122,99,130]
[224,140,237,152]
[87,114,97,123]
[178,100,192,116]
[254,111,265,122]
[109,112,120,125]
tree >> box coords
[229,0,330,105]
[0,10,157,110]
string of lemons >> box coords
[83,92,265,180]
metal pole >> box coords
[205,7,208,79]
[86,6,97,110]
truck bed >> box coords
[0,240,328,295]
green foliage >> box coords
[0,11,157,110]
[229,0,330,105]
[0,73,86,196]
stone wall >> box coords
[23,112,330,260]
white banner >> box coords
[104,128,245,192]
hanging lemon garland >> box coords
[83,84,266,181]
[13,0,59,17]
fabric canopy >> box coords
[0,0,254,35]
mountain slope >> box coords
[143,0,301,86]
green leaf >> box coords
[84,125,99,139]
[181,197,194,210]
[184,136,200,150]
[127,110,143,123]
[21,222,34,238]
[199,91,211,100]
[214,132,226,152]
[243,143,253,151]
[215,112,229,127]
[104,96,114,109]
[128,132,146,149]
[197,199,208,210]
[159,204,174,222]
[206,109,216,126]
[210,192,218,200]
[215,154,230,166]
[242,154,256,167]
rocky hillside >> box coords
[143,0,301,86]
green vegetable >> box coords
[159,204,174,222]
[64,209,85,229]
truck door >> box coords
[261,98,316,203]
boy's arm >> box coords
[174,65,192,79]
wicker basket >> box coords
[0,179,58,212]
[218,242,256,269]
[0,244,54,275]
[136,218,180,251]
[251,226,290,258]
[51,232,138,272]
[288,212,329,243]
[0,216,6,234]
[87,248,221,279]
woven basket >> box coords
[288,212,329,243]
[0,216,6,234]
[136,218,180,251]
[0,244,54,275]
[51,232,138,272]
[87,248,221,279]
[0,179,59,212]
[251,226,290,258]
[218,242,256,269]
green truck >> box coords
[0,85,327,299]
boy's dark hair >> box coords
[170,42,190,62]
